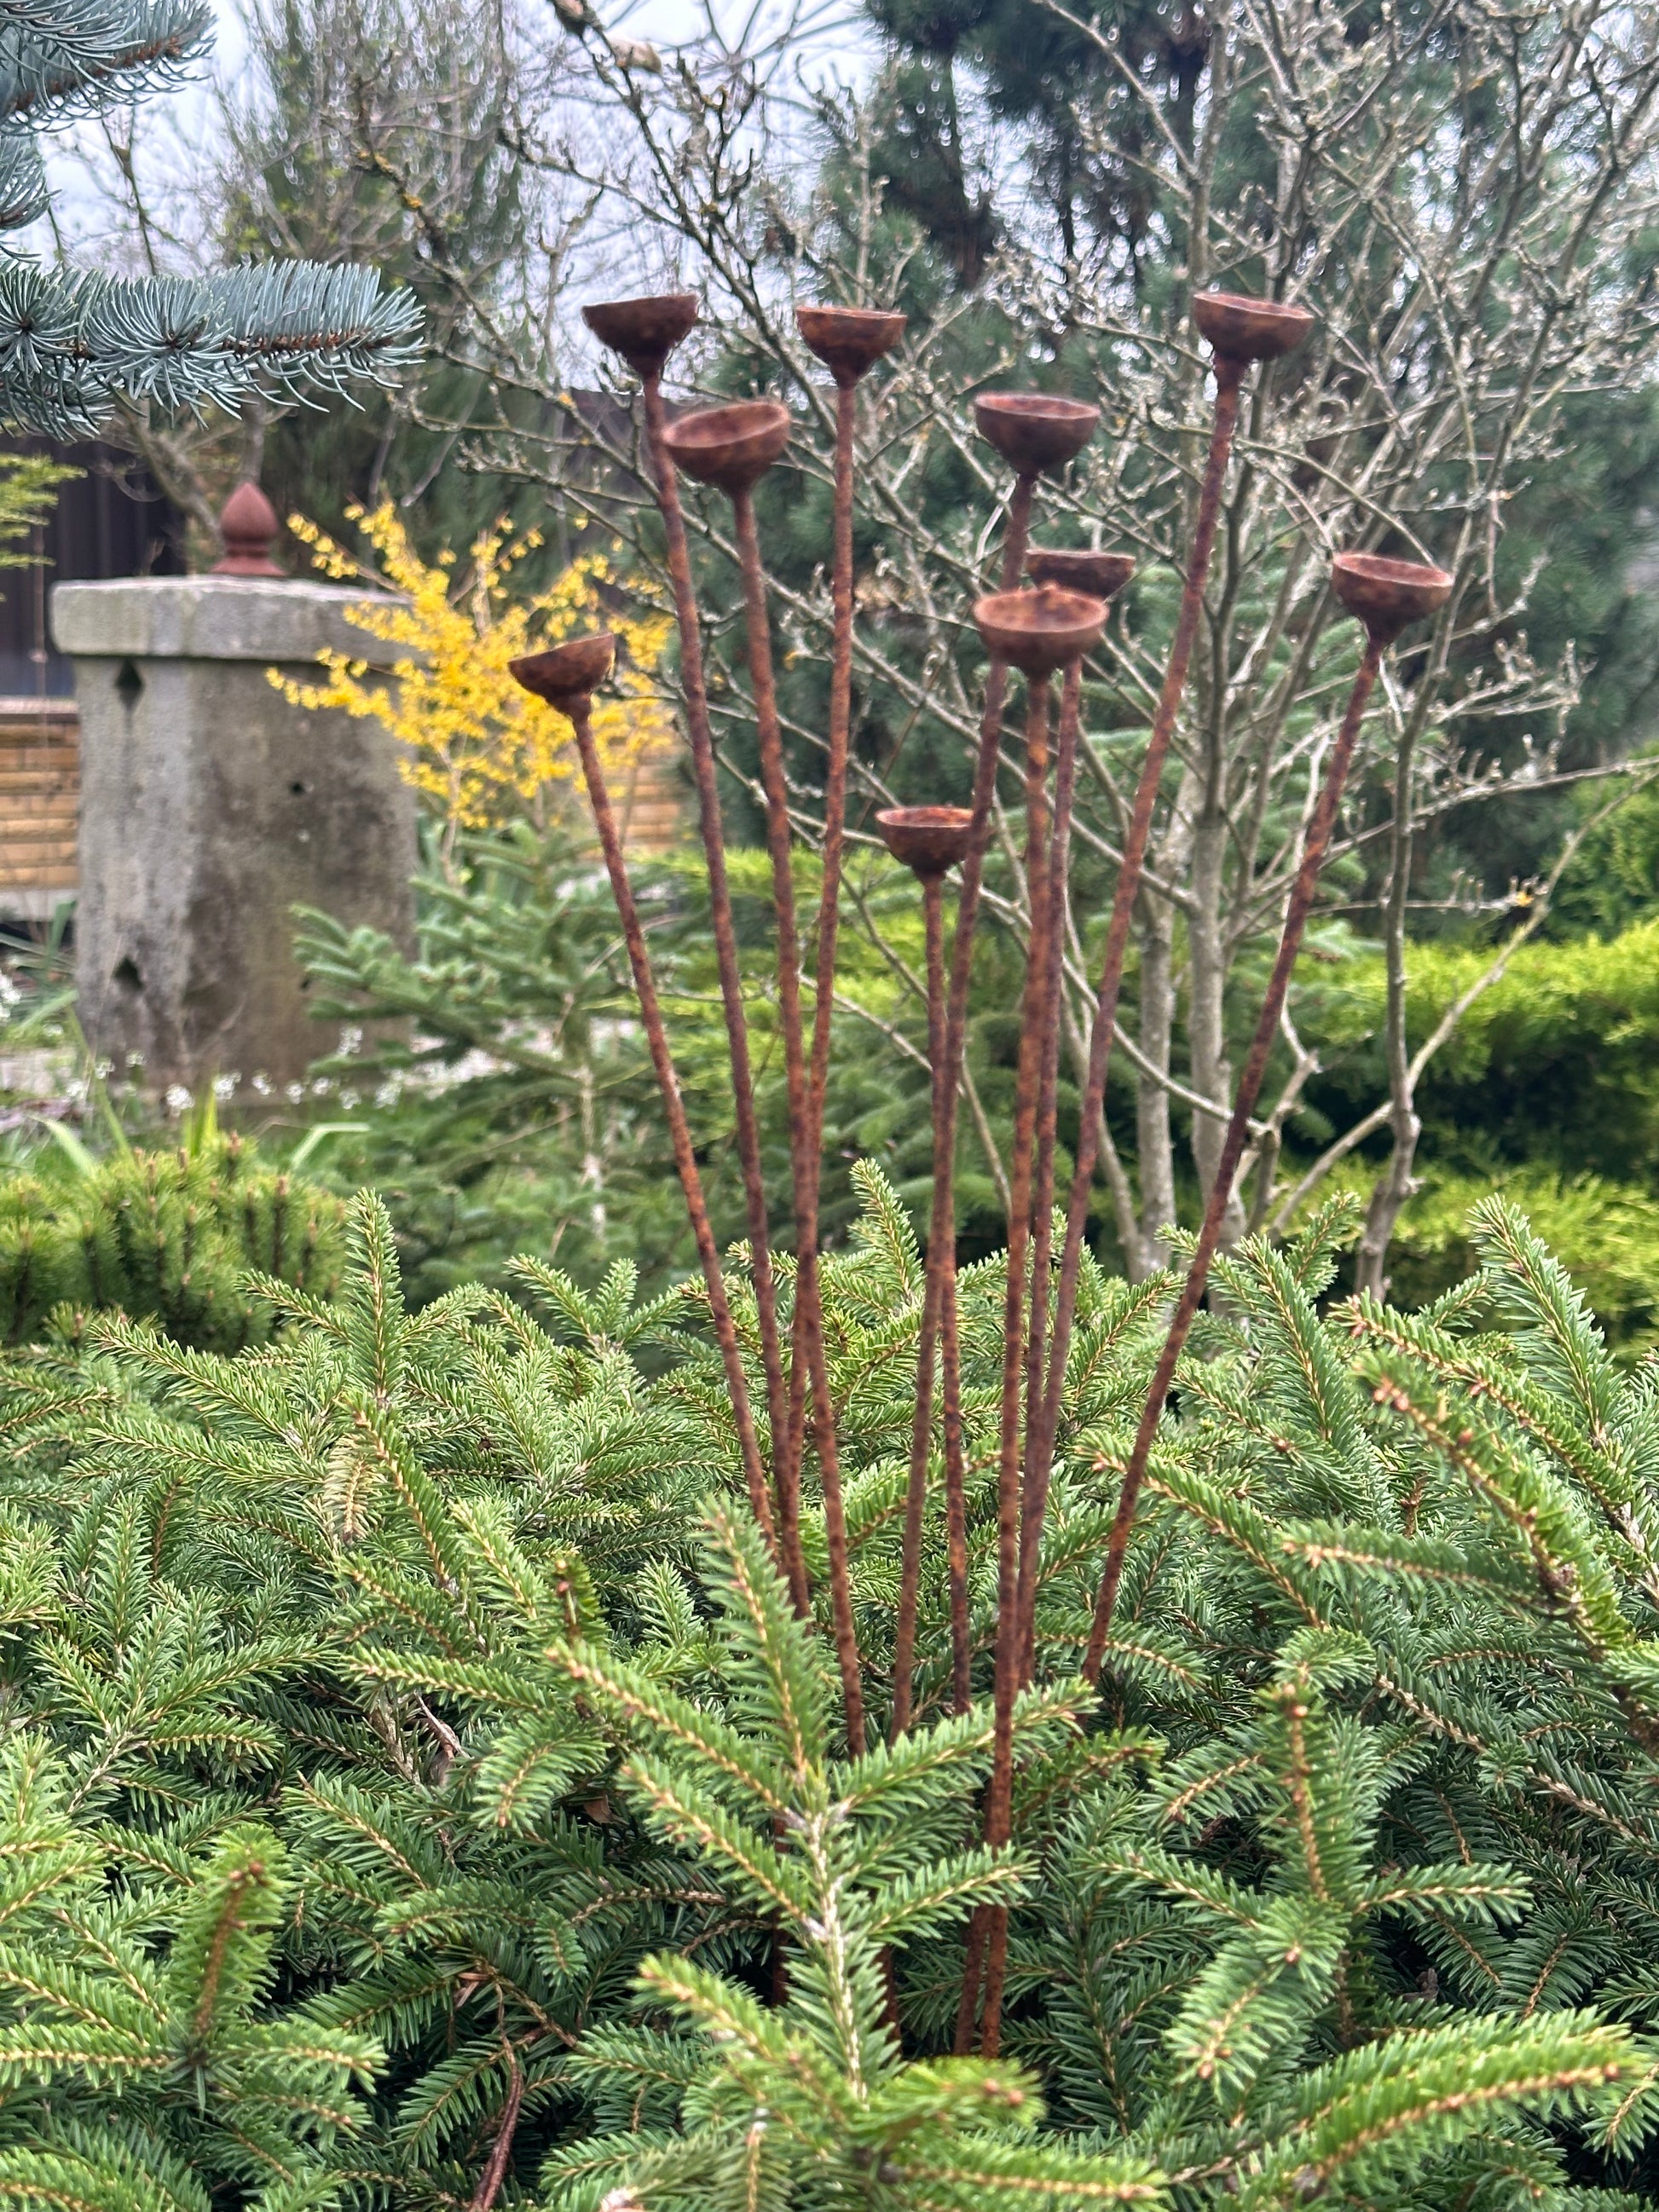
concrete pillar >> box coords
[52,560,415,1095]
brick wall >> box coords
[0,699,77,920]
[0,698,687,922]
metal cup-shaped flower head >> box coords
[1192,290,1315,366]
[511,633,617,709]
[662,400,792,494]
[796,304,907,385]
[876,804,976,879]
[974,584,1109,677]
[974,392,1100,477]
[1026,546,1136,601]
[581,292,700,378]
[1331,552,1454,644]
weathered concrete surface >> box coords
[53,575,416,1094]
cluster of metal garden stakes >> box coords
[511,289,1454,2058]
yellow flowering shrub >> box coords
[270,502,674,842]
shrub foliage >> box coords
[0,1179,1657,2207]
[0,1132,345,1351]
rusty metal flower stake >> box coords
[540,287,1447,2070]
[1081,550,1454,1679]
[1016,550,1135,1685]
[1024,292,1317,1669]
[581,294,806,1613]
[969,584,1109,2058]
[916,397,1101,1735]
[508,634,781,1559]
[882,804,976,1731]
[661,394,868,1755]
[791,308,906,1535]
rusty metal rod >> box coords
[930,473,1043,2049]
[1082,632,1385,1678]
[901,474,1037,1749]
[940,1263,973,1715]
[564,684,781,1556]
[777,373,857,1528]
[787,375,859,1485]
[1015,653,1083,1681]
[978,672,1054,2060]
[732,482,866,1757]
[639,369,806,1613]
[892,863,950,1738]
[1026,361,1246,1587]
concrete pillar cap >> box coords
[51,575,402,667]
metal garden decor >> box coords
[511,289,1454,2058]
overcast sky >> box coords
[32,0,874,274]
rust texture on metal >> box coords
[790,321,893,1534]
[510,638,780,1560]
[1081,552,1451,1678]
[904,461,1036,1752]
[662,398,792,493]
[890,857,953,1740]
[731,470,868,1759]
[1016,653,1083,1682]
[1332,551,1454,638]
[591,296,806,1615]
[978,667,1055,2058]
[939,1263,973,1715]
[1026,310,1312,1597]
[973,584,1108,674]
[796,303,906,386]
[881,807,974,1737]
[781,309,905,1737]
[581,292,699,377]
[1026,547,1136,600]
[1191,289,1316,365]
[912,399,1098,1752]
[974,391,1101,475]
[876,804,975,878]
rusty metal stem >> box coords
[565,693,779,1555]
[891,867,949,1739]
[1082,632,1385,1678]
[1015,654,1083,1681]
[899,471,1036,1749]
[787,377,859,1483]
[641,373,806,1614]
[979,672,1053,2060]
[1028,361,1246,1580]
[954,1910,989,2055]
[937,471,1038,2049]
[732,483,865,1756]
[940,1263,973,1716]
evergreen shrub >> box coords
[2,1177,1659,2207]
[0,1132,345,1350]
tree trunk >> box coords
[1187,787,1246,1249]
[1355,720,1420,1298]
[1136,898,1179,1272]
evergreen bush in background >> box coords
[3,1179,1659,2206]
[0,1131,344,1349]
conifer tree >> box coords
[3,1180,1659,2204]
[0,0,416,433]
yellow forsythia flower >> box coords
[270,503,674,840]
